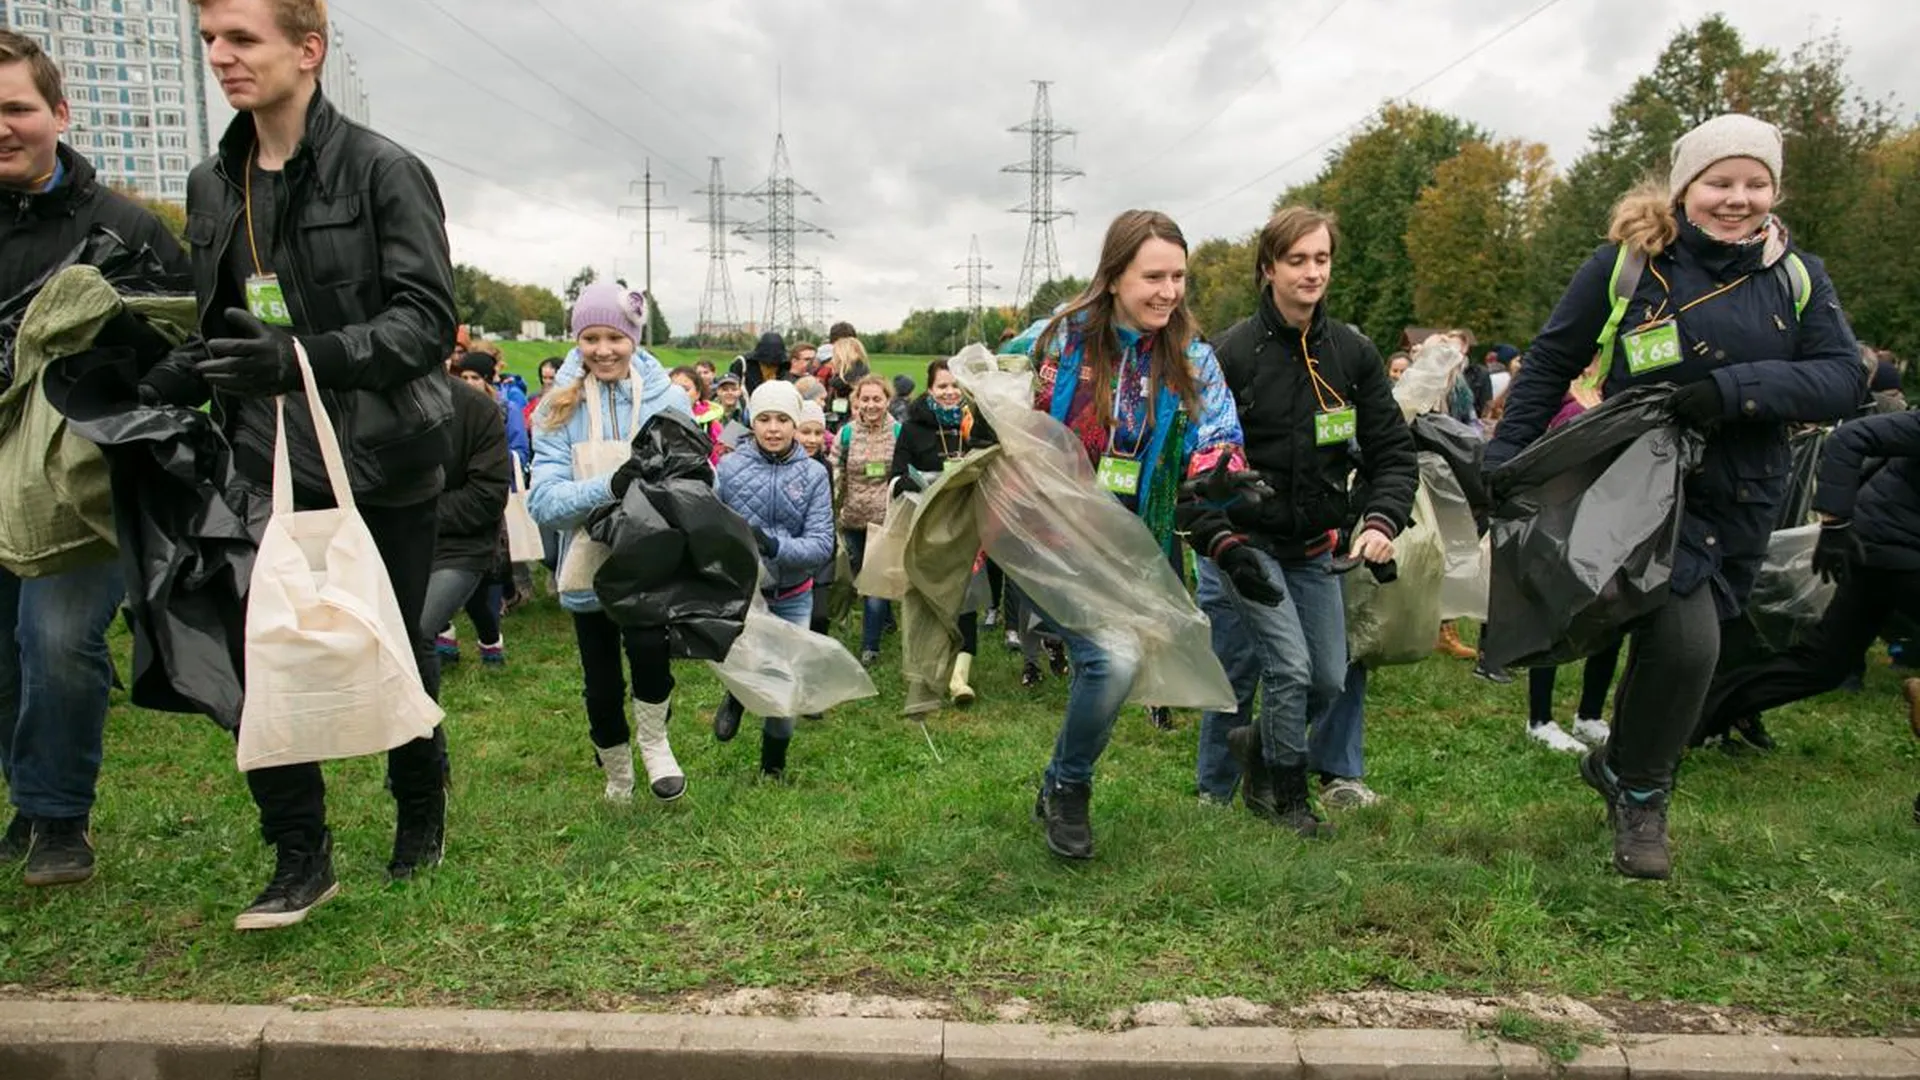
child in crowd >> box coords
[527,283,693,804]
[670,364,726,463]
[712,381,836,778]
[714,370,745,423]
[836,376,901,665]
[797,402,838,638]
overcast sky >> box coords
[271,0,1915,336]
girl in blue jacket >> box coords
[527,284,691,805]
[1488,115,1865,881]
[710,379,836,779]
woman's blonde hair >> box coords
[1607,180,1679,257]
[833,336,869,372]
[538,366,629,432]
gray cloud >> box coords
[275,0,1916,337]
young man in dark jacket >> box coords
[1697,411,1920,752]
[1196,206,1417,836]
[143,0,458,930]
[0,31,190,888]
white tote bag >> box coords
[235,344,444,772]
[503,451,545,563]
[553,376,641,593]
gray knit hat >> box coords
[1668,114,1783,202]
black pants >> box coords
[572,609,674,750]
[985,559,1005,610]
[1701,567,1920,735]
[246,498,446,848]
[1528,639,1623,727]
[1606,587,1721,793]
[957,610,979,655]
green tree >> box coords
[1829,126,1920,359]
[118,189,187,243]
[644,293,672,345]
[1187,233,1259,338]
[1022,277,1088,325]
[564,265,598,308]
[511,283,565,333]
[1404,139,1555,343]
[1773,31,1900,259]
[1303,103,1482,347]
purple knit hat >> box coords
[570,282,648,342]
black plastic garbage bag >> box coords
[1412,412,1489,518]
[1775,426,1825,531]
[587,412,757,660]
[0,226,179,392]
[1481,386,1704,670]
[43,344,259,730]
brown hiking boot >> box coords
[1903,678,1920,741]
[1436,621,1478,660]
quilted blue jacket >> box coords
[527,347,689,613]
[716,440,835,594]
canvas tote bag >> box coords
[235,344,443,771]
[503,451,544,562]
[554,374,641,592]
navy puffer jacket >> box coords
[1490,218,1865,617]
[1812,411,1920,572]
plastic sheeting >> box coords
[706,594,877,718]
[1421,452,1490,622]
[0,226,179,392]
[1345,482,1447,667]
[587,412,758,661]
[1745,524,1836,654]
[1394,337,1468,422]
[1481,386,1703,670]
[948,344,1235,712]
[1776,427,1825,531]
[853,491,920,601]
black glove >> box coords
[609,458,645,499]
[1811,520,1863,585]
[1667,378,1724,429]
[752,527,780,559]
[1217,542,1282,606]
[1176,454,1273,517]
[196,308,302,397]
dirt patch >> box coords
[685,987,952,1020]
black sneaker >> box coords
[23,816,94,886]
[1149,707,1174,732]
[1226,725,1280,821]
[0,812,31,862]
[713,695,744,743]
[1472,660,1514,685]
[387,788,446,882]
[1020,661,1043,688]
[1045,639,1070,677]
[1611,790,1672,880]
[759,733,790,780]
[234,832,339,931]
[1274,765,1335,839]
[1036,780,1094,860]
[1729,714,1776,751]
[1578,745,1619,821]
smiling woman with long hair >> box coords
[1020,209,1261,861]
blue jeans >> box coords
[1033,607,1141,788]
[1195,559,1261,800]
[841,528,893,654]
[761,589,814,740]
[1314,662,1368,781]
[1194,550,1348,773]
[0,563,126,820]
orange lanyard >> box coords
[244,148,266,276]
[1641,263,1752,327]
[1301,329,1348,412]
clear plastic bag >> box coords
[853,491,919,601]
[1345,483,1447,667]
[949,345,1234,711]
[1746,524,1836,653]
[708,593,877,717]
[1394,337,1468,421]
[1421,452,1489,621]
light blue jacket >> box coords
[527,347,690,612]
[715,441,835,595]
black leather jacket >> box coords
[148,91,457,507]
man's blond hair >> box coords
[191,0,329,56]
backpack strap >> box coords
[839,424,852,452]
[1777,252,1812,320]
[1595,243,1647,362]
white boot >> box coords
[598,742,636,802]
[949,653,976,707]
[632,698,687,802]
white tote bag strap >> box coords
[271,340,356,516]
[509,450,527,494]
[579,370,644,445]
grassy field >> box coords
[494,341,940,390]
[3,589,1918,1033]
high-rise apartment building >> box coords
[1,0,367,205]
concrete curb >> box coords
[2,1001,1917,1079]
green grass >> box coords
[3,598,1918,1033]
[493,340,941,389]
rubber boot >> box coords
[632,698,686,802]
[949,652,976,707]
[598,742,636,802]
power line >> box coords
[522,0,707,154]
[1182,0,1574,218]
[1004,81,1083,312]
[1116,0,1351,180]
[379,121,619,231]
[407,0,705,185]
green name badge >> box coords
[1623,320,1682,376]
[864,460,887,479]
[1096,455,1142,496]
[245,273,293,327]
[1314,406,1358,447]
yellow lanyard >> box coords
[1300,329,1348,412]
[243,150,266,276]
[1641,264,1752,327]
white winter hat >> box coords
[748,379,803,421]
[1668,113,1784,202]
[798,401,827,428]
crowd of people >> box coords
[2,0,1915,936]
